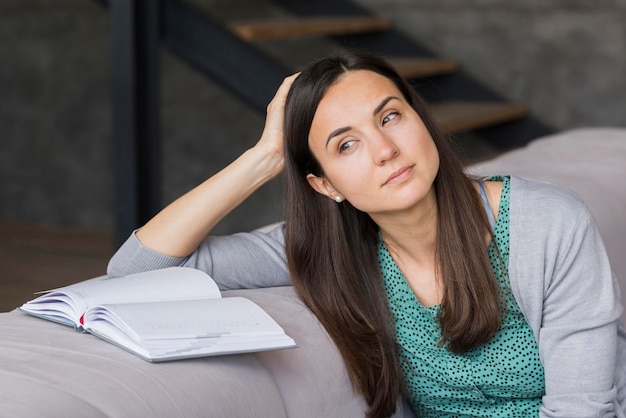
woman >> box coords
[108,51,625,417]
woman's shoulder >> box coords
[509,175,587,215]
[506,175,598,245]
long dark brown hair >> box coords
[283,50,501,417]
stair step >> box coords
[229,16,392,40]
[388,57,458,79]
[430,102,527,133]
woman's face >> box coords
[306,70,440,217]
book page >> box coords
[84,297,297,361]
[63,267,221,305]
[86,297,284,340]
[20,267,222,324]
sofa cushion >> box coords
[0,308,288,418]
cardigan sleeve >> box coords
[509,176,624,417]
[106,223,291,290]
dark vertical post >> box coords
[110,0,161,248]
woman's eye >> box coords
[339,139,356,154]
[382,111,400,125]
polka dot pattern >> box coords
[379,176,545,417]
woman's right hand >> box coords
[254,73,299,178]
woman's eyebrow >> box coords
[373,96,399,116]
[325,96,400,147]
[326,126,351,147]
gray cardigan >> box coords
[108,176,626,417]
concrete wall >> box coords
[0,0,280,235]
[1,0,624,235]
[1,1,112,229]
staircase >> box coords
[96,0,554,245]
[222,1,552,143]
[226,13,528,135]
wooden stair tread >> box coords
[388,57,458,79]
[430,102,527,133]
[229,16,392,40]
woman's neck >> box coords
[373,191,438,266]
[375,191,441,305]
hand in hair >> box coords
[256,73,300,179]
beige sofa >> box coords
[1,128,624,417]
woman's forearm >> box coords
[135,144,282,258]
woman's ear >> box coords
[306,174,343,202]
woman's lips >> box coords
[383,166,414,186]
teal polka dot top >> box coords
[379,176,545,417]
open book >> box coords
[19,267,297,362]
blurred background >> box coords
[1,0,625,309]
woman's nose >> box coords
[371,134,399,165]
